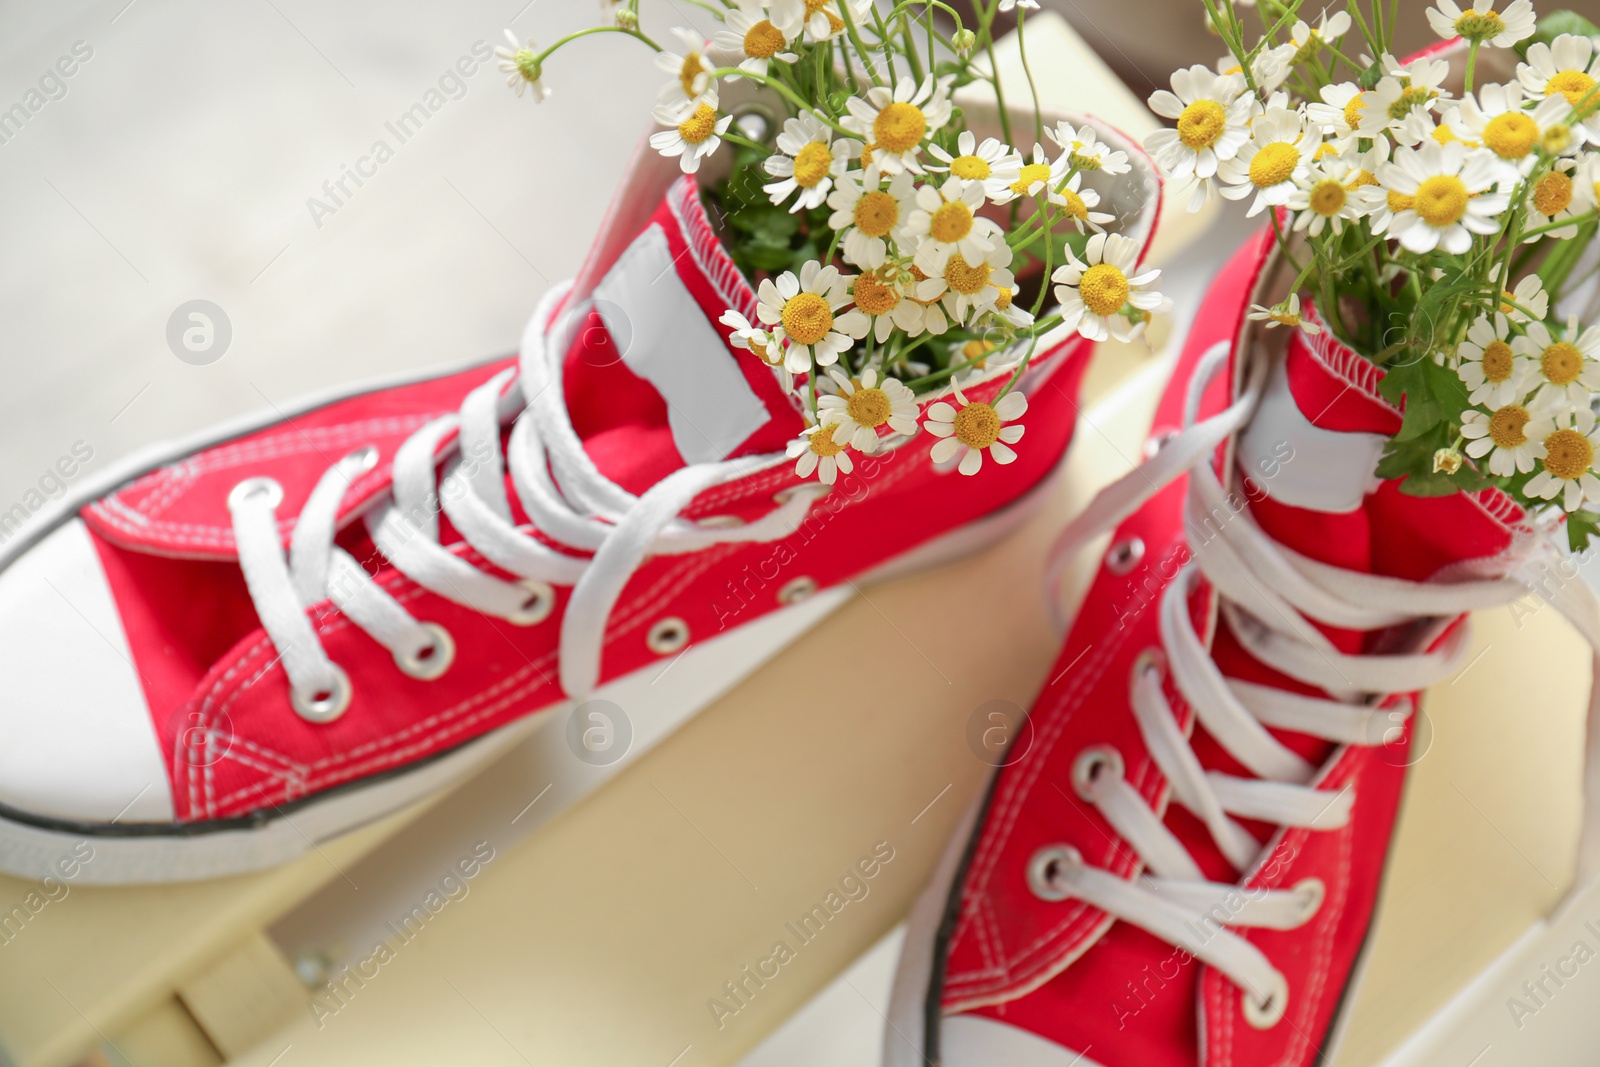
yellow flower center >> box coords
[1542,341,1585,384]
[962,339,995,364]
[929,199,974,243]
[1177,99,1228,150]
[1309,178,1347,216]
[1346,169,1379,189]
[678,103,719,144]
[874,101,926,153]
[1344,95,1367,130]
[1058,187,1089,220]
[1549,70,1598,108]
[1488,404,1530,449]
[1535,171,1574,217]
[846,387,892,428]
[781,292,834,346]
[907,266,938,306]
[953,402,1003,449]
[747,336,781,367]
[1011,162,1052,196]
[1414,175,1469,226]
[792,141,834,187]
[1542,125,1575,155]
[1455,10,1504,40]
[1481,340,1514,382]
[680,53,704,98]
[1388,85,1435,120]
[1543,427,1594,479]
[1433,124,1463,146]
[994,286,1014,310]
[804,0,829,12]
[1069,150,1102,172]
[860,142,877,167]
[1248,142,1300,189]
[825,12,845,33]
[944,256,993,295]
[852,272,899,315]
[1078,263,1130,317]
[1387,189,1415,213]
[808,430,847,458]
[743,20,787,58]
[1483,112,1538,159]
[950,154,992,180]
[853,191,899,238]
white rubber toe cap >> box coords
[0,519,174,823]
[941,1014,1107,1066]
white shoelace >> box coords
[1028,341,1600,1028]
[227,285,826,722]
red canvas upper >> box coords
[937,227,1530,1066]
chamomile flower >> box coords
[1500,275,1550,323]
[998,0,1040,10]
[495,31,551,101]
[787,424,854,484]
[1526,409,1600,511]
[1287,11,1352,65]
[842,75,956,175]
[1146,66,1254,202]
[1361,55,1450,137]
[770,0,867,43]
[1052,232,1164,343]
[755,261,870,373]
[712,6,799,79]
[1287,154,1368,236]
[1219,44,1295,94]
[1306,81,1369,146]
[1051,171,1115,233]
[925,386,1028,476]
[1461,401,1546,476]
[1514,317,1600,408]
[1526,158,1588,239]
[818,367,919,452]
[989,142,1066,205]
[847,267,926,342]
[656,26,716,108]
[1519,34,1600,122]
[1376,140,1508,254]
[764,112,856,212]
[1426,0,1536,49]
[1456,312,1531,407]
[925,131,1023,202]
[1453,85,1582,177]
[1216,108,1317,217]
[1246,293,1320,334]
[827,167,915,270]
[720,310,786,372]
[919,241,1018,326]
[649,94,732,174]
[1048,121,1132,176]
[903,177,1000,272]
[896,268,951,337]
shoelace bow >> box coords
[228,285,826,722]
[1030,341,1600,1027]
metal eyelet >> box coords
[777,576,818,605]
[291,665,353,724]
[1071,745,1125,801]
[1027,845,1081,902]
[1143,428,1179,458]
[696,514,746,529]
[395,622,455,681]
[647,617,690,655]
[508,579,555,626]
[227,477,284,512]
[1243,972,1290,1029]
[1293,877,1325,923]
[1106,537,1145,575]
[775,483,829,506]
[344,445,381,474]
[1130,647,1167,690]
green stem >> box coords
[1464,40,1480,95]
[1016,7,1044,145]
[837,1,887,87]
[531,24,660,64]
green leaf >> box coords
[1568,510,1600,553]
[1536,11,1600,48]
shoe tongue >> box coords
[554,176,805,497]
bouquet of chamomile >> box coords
[1148,0,1600,546]
[494,0,1163,479]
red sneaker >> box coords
[886,227,1600,1066]
[0,130,1160,883]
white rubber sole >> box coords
[0,461,1059,885]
